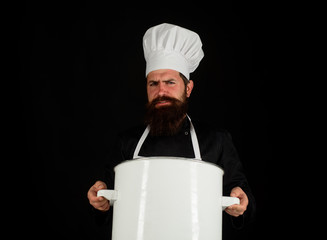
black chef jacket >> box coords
[95,117,255,237]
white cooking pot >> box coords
[98,157,239,240]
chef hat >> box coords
[143,23,204,80]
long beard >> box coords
[144,95,188,136]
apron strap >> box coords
[187,115,201,160]
[133,125,150,159]
[133,115,202,160]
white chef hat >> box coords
[143,23,204,80]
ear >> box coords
[186,80,194,98]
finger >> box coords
[89,195,105,205]
[87,188,97,202]
[90,196,109,208]
[88,190,106,204]
[238,193,248,208]
[89,192,109,203]
[230,191,237,198]
[97,201,110,212]
[93,198,109,209]
[230,187,244,198]
[230,187,248,209]
[239,198,248,209]
[225,208,240,217]
[231,203,246,211]
[226,204,246,216]
[92,197,110,211]
[94,181,107,191]
[225,209,240,217]
[88,181,107,199]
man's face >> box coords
[145,69,194,136]
[146,69,193,107]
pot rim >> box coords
[114,156,224,173]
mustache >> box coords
[149,96,181,106]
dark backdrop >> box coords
[18,2,277,240]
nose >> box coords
[158,82,167,97]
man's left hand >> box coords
[225,186,248,217]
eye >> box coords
[167,80,175,85]
[149,81,158,87]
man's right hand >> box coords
[87,181,110,212]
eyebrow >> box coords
[148,79,176,83]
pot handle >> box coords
[221,196,240,210]
[97,190,239,208]
[97,189,118,206]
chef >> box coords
[88,23,255,232]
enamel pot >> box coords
[98,157,239,240]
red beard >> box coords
[145,95,188,136]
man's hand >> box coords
[225,186,248,217]
[87,181,110,212]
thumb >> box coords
[95,181,107,191]
[230,186,243,198]
[230,191,237,197]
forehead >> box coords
[147,69,181,81]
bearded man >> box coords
[87,23,255,237]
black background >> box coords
[18,2,280,239]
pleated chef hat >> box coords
[143,23,204,80]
